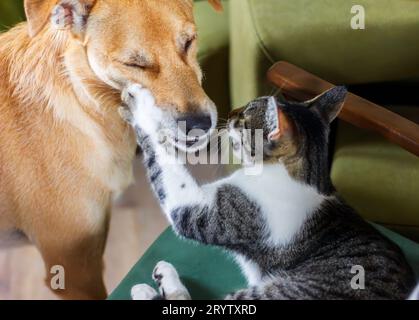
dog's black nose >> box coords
[178,114,212,134]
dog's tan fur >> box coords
[0,0,221,299]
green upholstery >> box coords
[332,107,419,241]
[109,228,246,300]
[109,226,419,299]
[0,1,24,31]
[230,0,419,106]
[195,0,231,118]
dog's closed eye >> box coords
[183,36,196,54]
[119,53,153,70]
[123,62,148,70]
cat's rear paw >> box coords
[152,261,191,300]
[131,284,158,300]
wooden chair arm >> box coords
[267,61,419,157]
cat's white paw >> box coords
[122,84,162,134]
[131,284,158,300]
[51,1,91,31]
[152,261,191,300]
[51,5,73,29]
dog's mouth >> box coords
[170,132,211,152]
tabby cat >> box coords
[120,84,415,300]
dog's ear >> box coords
[24,0,57,37]
[25,0,96,38]
[208,0,223,12]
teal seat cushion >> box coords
[332,107,419,241]
[109,226,419,300]
[108,228,246,300]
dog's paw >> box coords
[152,261,191,300]
[131,284,159,300]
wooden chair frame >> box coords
[267,62,419,157]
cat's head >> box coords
[228,86,347,193]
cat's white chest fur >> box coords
[230,163,325,246]
[227,163,326,285]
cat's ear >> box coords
[267,97,294,142]
[307,86,347,123]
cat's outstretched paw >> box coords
[131,284,159,300]
[122,84,156,115]
[152,261,191,300]
[118,106,134,125]
[121,84,162,134]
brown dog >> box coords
[0,0,221,299]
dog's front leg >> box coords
[33,207,110,300]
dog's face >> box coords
[24,0,222,134]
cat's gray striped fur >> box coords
[122,84,415,300]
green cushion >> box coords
[109,226,419,300]
[195,0,231,117]
[0,0,25,31]
[230,0,419,106]
[331,107,419,240]
[108,228,246,300]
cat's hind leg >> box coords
[152,261,191,300]
[131,284,159,300]
[225,287,262,300]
